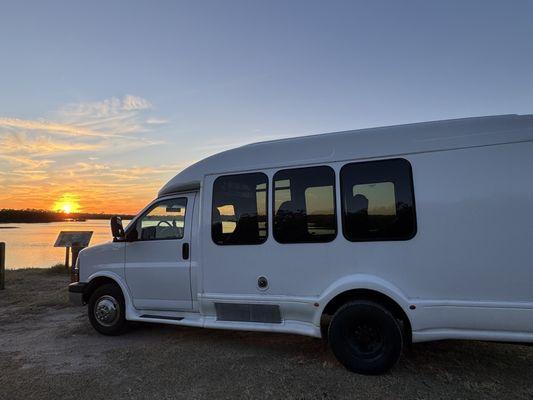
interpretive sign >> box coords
[54,231,93,248]
[54,231,93,276]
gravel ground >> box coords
[1,269,533,400]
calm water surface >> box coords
[0,220,129,269]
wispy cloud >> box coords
[0,154,55,169]
[0,95,178,213]
[146,117,168,125]
[0,118,118,138]
[0,95,164,155]
[60,95,152,118]
[0,95,159,141]
[122,95,152,111]
[0,132,103,155]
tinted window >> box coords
[273,166,336,243]
[135,198,187,241]
[212,173,268,245]
[341,158,416,241]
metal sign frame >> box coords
[54,231,93,248]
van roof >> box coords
[159,114,533,197]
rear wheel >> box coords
[328,300,403,375]
[88,283,126,335]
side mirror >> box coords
[110,216,125,240]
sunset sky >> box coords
[1,1,532,214]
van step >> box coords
[140,314,184,321]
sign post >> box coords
[0,242,5,290]
[54,231,93,281]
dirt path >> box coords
[1,269,533,400]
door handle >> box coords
[182,242,190,260]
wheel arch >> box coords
[83,272,130,306]
[317,275,413,343]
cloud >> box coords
[0,95,166,158]
[0,132,103,155]
[0,95,177,213]
[0,118,118,138]
[55,95,160,138]
[10,170,49,181]
[122,95,152,111]
[0,154,55,169]
[146,117,168,125]
[60,95,152,118]
[64,162,186,182]
[74,162,110,172]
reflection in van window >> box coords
[353,182,396,216]
[212,173,268,245]
[341,159,416,241]
[217,204,236,234]
[274,166,336,243]
[137,198,187,240]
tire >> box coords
[320,315,332,342]
[88,283,127,336]
[328,300,403,375]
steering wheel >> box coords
[157,220,172,227]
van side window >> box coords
[212,173,268,245]
[136,198,187,241]
[340,158,416,241]
[273,166,336,243]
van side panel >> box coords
[405,141,533,336]
[199,141,533,340]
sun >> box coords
[53,194,81,214]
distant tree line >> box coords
[0,209,134,223]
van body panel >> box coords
[79,241,125,283]
[124,192,196,311]
[197,139,533,338]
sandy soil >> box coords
[1,269,533,400]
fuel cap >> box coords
[257,276,268,290]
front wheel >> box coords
[88,283,127,335]
[328,300,403,375]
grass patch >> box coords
[47,263,70,274]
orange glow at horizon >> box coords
[52,193,81,214]
[0,185,157,215]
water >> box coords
[0,220,124,269]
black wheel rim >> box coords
[345,320,385,359]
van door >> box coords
[204,168,337,301]
[124,193,195,310]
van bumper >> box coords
[68,282,87,306]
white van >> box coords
[69,114,533,374]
